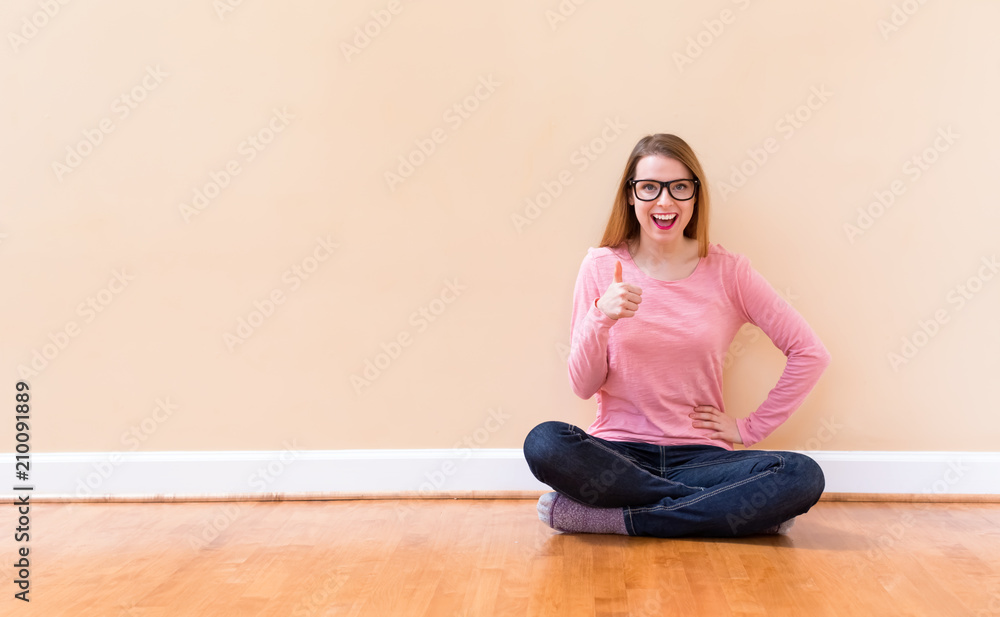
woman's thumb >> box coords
[614,260,623,284]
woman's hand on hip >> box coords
[690,405,743,444]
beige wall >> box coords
[1,0,997,454]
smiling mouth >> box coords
[651,213,678,230]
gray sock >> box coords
[537,491,628,535]
[763,516,797,535]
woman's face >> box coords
[628,155,697,244]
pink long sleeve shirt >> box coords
[568,242,831,450]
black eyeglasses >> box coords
[629,178,699,201]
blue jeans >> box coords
[522,421,825,537]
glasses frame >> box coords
[629,177,700,202]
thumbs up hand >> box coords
[597,260,643,320]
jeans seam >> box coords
[587,437,653,474]
[668,454,783,471]
[630,453,787,513]
[566,423,641,469]
[657,446,706,491]
[660,454,782,492]
[571,426,693,486]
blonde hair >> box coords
[598,134,710,257]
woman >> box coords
[522,133,831,537]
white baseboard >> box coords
[2,448,998,500]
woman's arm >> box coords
[730,254,832,447]
[568,250,619,399]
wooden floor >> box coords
[7,498,1000,616]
